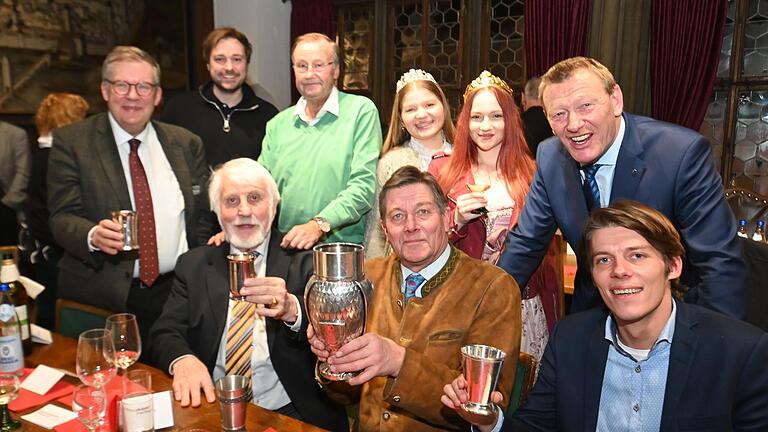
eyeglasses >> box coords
[105,80,157,97]
[291,61,336,74]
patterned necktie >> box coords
[225,299,256,379]
[404,273,426,304]
[581,164,602,210]
[128,139,159,286]
[225,252,260,384]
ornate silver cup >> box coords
[111,210,139,251]
[305,243,372,381]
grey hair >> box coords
[102,46,161,84]
[208,158,280,218]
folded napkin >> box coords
[53,418,86,432]
[9,368,75,412]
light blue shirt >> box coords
[596,300,677,432]
[399,244,451,298]
[579,116,626,208]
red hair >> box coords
[437,87,536,222]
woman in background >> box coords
[364,68,456,258]
[24,92,89,330]
[429,71,558,362]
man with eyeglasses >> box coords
[159,27,278,169]
[48,46,214,346]
[258,32,381,249]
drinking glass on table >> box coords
[105,313,141,377]
[73,385,107,432]
[76,329,117,391]
[0,373,20,431]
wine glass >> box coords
[0,374,20,431]
[105,313,142,378]
[76,329,117,391]
[72,385,106,432]
[467,177,491,215]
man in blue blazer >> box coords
[444,201,768,431]
[497,57,745,318]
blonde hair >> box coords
[102,46,161,84]
[539,56,617,104]
[382,80,456,154]
[35,93,89,136]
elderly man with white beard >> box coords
[148,158,348,431]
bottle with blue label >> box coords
[0,284,23,374]
[753,220,766,243]
[737,219,749,238]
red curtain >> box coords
[650,0,728,130]
[524,0,593,78]
[289,0,336,102]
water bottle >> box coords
[0,259,30,353]
[753,220,766,243]
[737,219,749,238]
[0,283,24,374]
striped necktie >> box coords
[225,249,259,385]
[581,164,602,210]
[404,273,425,304]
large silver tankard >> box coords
[305,243,373,381]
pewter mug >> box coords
[227,253,256,300]
[305,243,372,381]
[112,210,139,251]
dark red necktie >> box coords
[128,139,159,286]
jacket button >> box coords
[382,411,391,420]
[396,299,403,308]
[393,395,401,403]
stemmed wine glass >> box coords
[76,329,117,391]
[0,374,20,431]
[72,385,107,432]
[105,313,142,379]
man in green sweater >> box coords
[258,32,382,249]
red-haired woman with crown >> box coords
[429,71,558,362]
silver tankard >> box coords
[305,243,372,381]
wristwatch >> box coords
[312,217,331,233]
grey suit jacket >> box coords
[0,121,30,210]
[48,112,213,311]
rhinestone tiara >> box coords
[463,70,513,101]
[396,69,438,94]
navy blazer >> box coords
[149,233,348,431]
[507,301,768,431]
[498,113,746,318]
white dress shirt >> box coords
[399,244,451,297]
[294,87,340,126]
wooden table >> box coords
[20,333,327,431]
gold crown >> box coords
[463,70,513,101]
[396,69,437,94]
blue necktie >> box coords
[404,273,425,304]
[581,164,602,210]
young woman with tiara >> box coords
[429,71,559,362]
[364,69,456,258]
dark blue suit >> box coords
[498,113,746,318]
[507,301,768,431]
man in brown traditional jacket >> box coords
[308,166,521,431]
